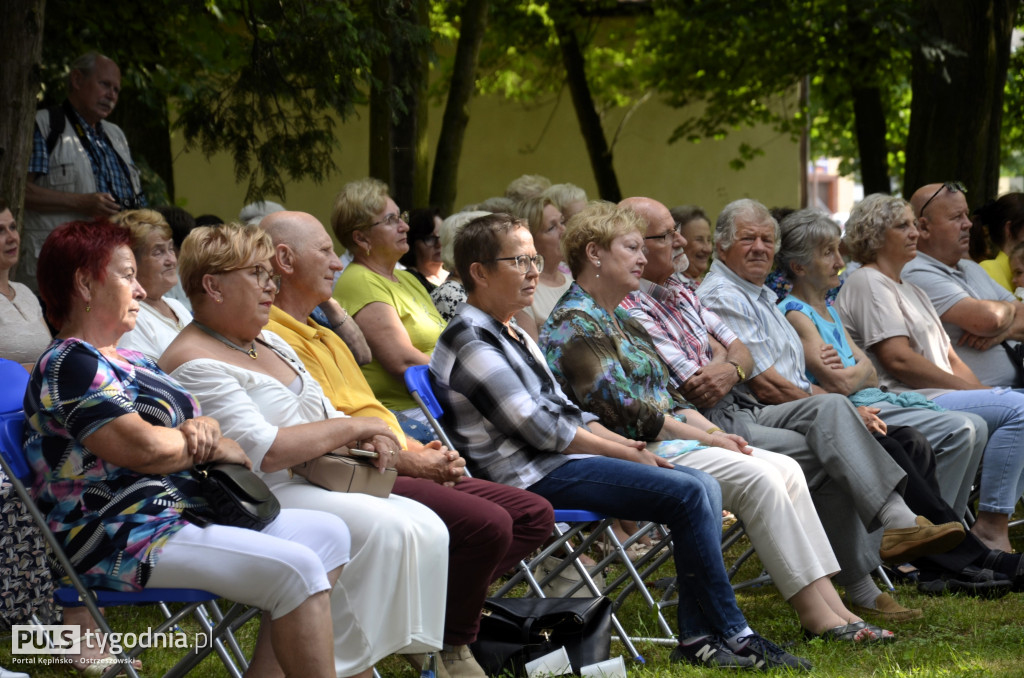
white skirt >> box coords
[272,480,448,676]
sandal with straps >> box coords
[804,621,894,644]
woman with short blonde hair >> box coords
[161,223,451,678]
[332,179,447,441]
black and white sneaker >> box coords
[670,636,756,669]
[732,633,812,671]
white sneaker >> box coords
[441,645,486,678]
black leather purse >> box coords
[469,596,612,676]
[1001,340,1024,384]
[186,463,281,531]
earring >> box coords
[595,260,601,279]
[85,304,91,313]
[216,296,223,304]
[365,245,371,256]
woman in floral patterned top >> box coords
[539,201,892,645]
[24,220,347,677]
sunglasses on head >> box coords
[919,181,967,218]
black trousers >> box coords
[875,426,988,574]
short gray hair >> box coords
[68,52,101,88]
[777,209,841,280]
[670,205,708,229]
[505,174,551,202]
[715,199,778,252]
[440,210,490,272]
[844,193,909,264]
[544,183,587,211]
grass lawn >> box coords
[3,526,1022,677]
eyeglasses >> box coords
[420,235,440,247]
[221,265,281,293]
[370,211,409,228]
[919,181,967,218]
[492,254,544,274]
[644,222,682,243]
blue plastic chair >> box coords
[0,359,255,678]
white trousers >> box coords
[671,445,840,600]
[148,508,350,619]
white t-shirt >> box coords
[836,266,953,397]
[0,282,51,364]
[118,296,193,361]
[522,274,573,329]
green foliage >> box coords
[637,0,920,175]
[172,1,377,201]
[1001,21,1024,178]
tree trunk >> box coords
[554,20,621,202]
[109,95,174,204]
[0,0,46,222]
[851,85,891,195]
[842,0,891,196]
[429,0,489,215]
[904,0,1018,204]
[368,1,393,188]
[389,0,430,210]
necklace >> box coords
[194,321,258,359]
[0,284,14,301]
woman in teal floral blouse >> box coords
[540,201,892,644]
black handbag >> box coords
[469,597,612,676]
[1001,340,1024,384]
[187,463,281,531]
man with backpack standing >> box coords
[18,52,145,292]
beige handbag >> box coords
[291,448,397,498]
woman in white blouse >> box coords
[0,199,51,368]
[159,224,448,678]
[113,209,192,360]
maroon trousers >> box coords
[393,476,554,645]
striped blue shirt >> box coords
[30,106,146,208]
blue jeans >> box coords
[527,457,748,640]
[933,389,1024,514]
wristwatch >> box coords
[727,359,746,383]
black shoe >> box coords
[916,566,1012,599]
[732,633,813,672]
[670,636,756,669]
[982,551,1024,592]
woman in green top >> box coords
[331,178,447,442]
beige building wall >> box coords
[171,92,800,236]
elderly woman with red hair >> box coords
[25,219,346,678]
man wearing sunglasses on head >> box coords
[903,182,1024,389]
